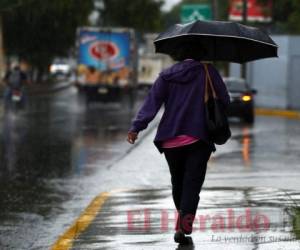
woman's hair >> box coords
[171,43,207,62]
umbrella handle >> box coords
[204,64,217,102]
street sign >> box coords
[180,4,212,23]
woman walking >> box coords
[127,57,230,244]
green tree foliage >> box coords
[102,0,164,32]
[2,0,93,76]
[258,0,300,34]
[0,0,30,11]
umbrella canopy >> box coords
[154,20,278,63]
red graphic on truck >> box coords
[89,41,119,60]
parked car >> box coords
[223,77,257,124]
[50,58,72,76]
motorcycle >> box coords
[12,89,22,102]
[7,88,25,111]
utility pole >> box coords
[241,0,248,79]
[212,0,219,20]
[0,14,6,82]
[242,0,248,23]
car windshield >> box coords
[224,79,248,92]
[52,58,68,65]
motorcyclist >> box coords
[3,62,29,109]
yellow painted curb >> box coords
[255,108,300,120]
[51,191,111,250]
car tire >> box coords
[244,111,255,124]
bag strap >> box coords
[204,64,217,102]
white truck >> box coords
[138,33,172,89]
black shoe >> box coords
[174,230,189,245]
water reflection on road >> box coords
[0,88,137,180]
[1,87,300,249]
[0,88,141,249]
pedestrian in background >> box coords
[127,51,230,244]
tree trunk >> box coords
[36,66,45,84]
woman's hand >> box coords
[127,131,138,144]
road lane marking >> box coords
[51,191,111,250]
[255,108,300,120]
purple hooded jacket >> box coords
[129,60,230,154]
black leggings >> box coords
[163,140,212,233]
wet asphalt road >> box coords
[0,86,144,250]
[0,86,300,249]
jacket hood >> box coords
[160,60,203,84]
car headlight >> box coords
[242,95,252,102]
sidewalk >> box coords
[52,187,300,250]
[51,116,300,250]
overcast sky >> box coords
[162,0,181,11]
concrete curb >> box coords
[28,82,73,96]
[0,82,73,98]
[255,108,300,120]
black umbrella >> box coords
[154,20,278,63]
